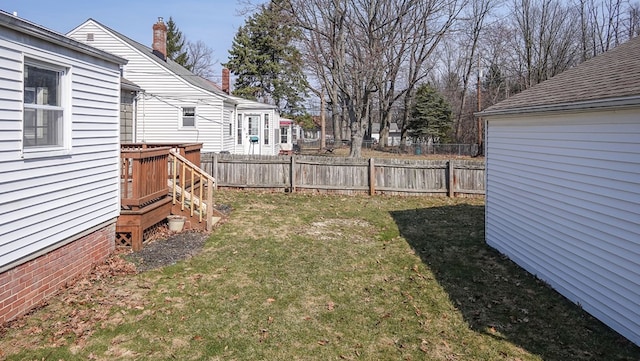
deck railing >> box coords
[122,143,202,166]
[120,146,171,209]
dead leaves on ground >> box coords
[1,252,141,353]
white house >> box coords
[371,122,402,145]
[0,11,126,323]
[478,37,640,345]
[230,94,284,155]
[68,18,291,156]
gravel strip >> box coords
[125,231,209,272]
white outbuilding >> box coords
[478,37,640,345]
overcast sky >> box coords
[2,0,257,82]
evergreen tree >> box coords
[224,0,308,116]
[407,84,453,143]
[166,17,191,70]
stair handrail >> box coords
[169,149,216,231]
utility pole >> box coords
[477,53,483,156]
[320,90,326,150]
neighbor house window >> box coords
[263,114,269,145]
[182,107,195,127]
[237,114,242,145]
[23,62,65,149]
[248,115,259,138]
[281,127,289,143]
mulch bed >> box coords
[124,203,232,272]
[124,230,209,272]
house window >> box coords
[182,107,195,127]
[23,62,65,149]
[281,127,289,143]
[237,114,242,145]
[248,115,259,136]
[263,114,269,145]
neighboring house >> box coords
[478,37,640,345]
[0,12,126,323]
[371,122,402,145]
[230,95,283,155]
[68,18,289,155]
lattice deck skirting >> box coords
[116,197,172,250]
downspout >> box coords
[234,103,238,154]
[140,91,145,142]
[132,90,138,143]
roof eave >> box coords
[0,12,127,65]
[476,95,640,117]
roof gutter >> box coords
[476,95,640,117]
[0,11,127,65]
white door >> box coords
[244,114,261,154]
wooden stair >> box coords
[168,150,223,232]
[116,144,225,251]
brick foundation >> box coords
[0,222,116,324]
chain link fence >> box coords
[298,139,481,157]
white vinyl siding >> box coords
[67,21,227,153]
[0,45,23,159]
[0,31,122,271]
[485,109,640,345]
[222,109,234,152]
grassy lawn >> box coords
[1,191,638,360]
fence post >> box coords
[448,159,455,197]
[207,178,214,231]
[369,158,375,196]
[290,155,296,192]
[213,153,218,190]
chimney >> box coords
[222,68,230,94]
[152,17,167,61]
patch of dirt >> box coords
[126,203,232,272]
[303,218,374,243]
[125,230,210,272]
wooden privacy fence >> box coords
[201,153,485,197]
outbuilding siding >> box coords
[485,108,640,344]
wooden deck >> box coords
[115,143,214,251]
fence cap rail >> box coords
[170,150,216,184]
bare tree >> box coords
[578,0,634,61]
[187,40,217,80]
[449,0,495,143]
[288,0,465,157]
[627,2,640,38]
[511,0,580,90]
[378,0,463,148]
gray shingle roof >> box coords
[120,77,141,91]
[88,19,229,98]
[480,36,640,116]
